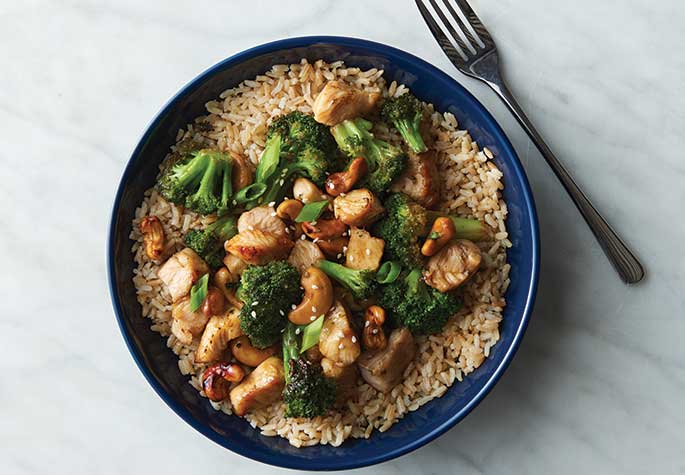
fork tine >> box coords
[440,0,482,49]
[452,0,495,48]
[414,0,468,61]
[426,0,475,56]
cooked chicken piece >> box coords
[358,328,416,393]
[321,357,358,404]
[345,228,384,271]
[171,295,211,345]
[221,254,248,283]
[224,229,293,265]
[158,248,209,303]
[312,80,381,126]
[333,189,385,228]
[423,239,482,292]
[390,149,440,209]
[237,205,287,238]
[293,177,329,204]
[229,356,285,416]
[319,301,361,367]
[195,306,243,363]
[288,239,325,274]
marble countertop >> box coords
[3,0,684,473]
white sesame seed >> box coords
[300,234,306,240]
[349,255,354,262]
[279,309,285,316]
[372,328,378,334]
[251,310,257,318]
[336,253,342,259]
[279,179,285,186]
[342,246,348,253]
[338,342,344,349]
[311,220,317,225]
[365,320,370,327]
[295,328,301,335]
[268,201,276,207]
[311,306,317,313]
[270,212,277,217]
[251,301,259,306]
[311,284,319,290]
[248,225,254,231]
[340,192,346,197]
[232,200,237,206]
[365,248,371,255]
[351,336,357,343]
[310,315,316,321]
[291,304,297,310]
[313,238,320,243]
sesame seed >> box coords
[310,315,316,321]
[349,255,354,262]
[338,342,344,349]
[251,310,257,318]
[291,304,297,310]
[300,234,306,240]
[279,309,285,316]
[313,238,320,243]
[342,246,348,253]
[248,225,254,231]
[340,192,346,197]
[365,248,371,255]
[270,212,277,217]
[295,328,301,335]
[268,201,276,207]
[311,220,317,225]
[232,200,237,206]
[372,328,378,334]
[311,306,317,312]
[336,253,342,259]
[252,301,259,306]
[311,284,319,290]
[351,336,357,343]
[365,320,370,327]
[279,179,285,186]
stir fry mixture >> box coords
[142,80,490,419]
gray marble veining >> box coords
[2,0,684,473]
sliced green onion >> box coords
[255,135,281,183]
[233,183,267,204]
[299,315,325,353]
[376,261,401,284]
[295,200,329,223]
[189,273,209,312]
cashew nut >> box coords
[213,268,244,308]
[325,157,368,196]
[288,267,334,325]
[302,218,348,241]
[362,305,387,351]
[316,237,349,259]
[276,199,304,221]
[201,286,226,317]
[201,362,245,402]
[230,151,254,192]
[140,216,165,260]
[229,336,278,367]
[293,177,329,204]
[421,217,456,257]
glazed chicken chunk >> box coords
[288,239,325,274]
[237,205,288,238]
[195,306,243,363]
[333,189,385,228]
[158,248,209,303]
[358,327,416,393]
[345,228,384,271]
[224,229,293,265]
[318,300,361,367]
[221,254,248,283]
[170,295,211,345]
[423,240,482,292]
[390,149,440,209]
[229,356,285,416]
[312,80,381,126]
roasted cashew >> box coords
[140,216,165,260]
[301,218,348,241]
[316,237,349,259]
[288,267,334,325]
[276,199,304,221]
[421,217,456,257]
[362,305,387,351]
[230,151,253,192]
[325,157,368,196]
[201,286,226,318]
[229,336,278,367]
[201,362,245,402]
[213,268,244,308]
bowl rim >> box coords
[108,35,540,470]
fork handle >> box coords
[486,79,644,283]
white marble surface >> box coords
[2,0,684,473]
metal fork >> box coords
[415,0,644,284]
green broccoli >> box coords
[330,118,407,194]
[282,323,336,418]
[157,149,233,215]
[237,262,302,348]
[183,215,238,269]
[380,93,428,154]
[380,268,461,335]
[314,259,376,300]
[374,193,488,268]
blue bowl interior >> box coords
[109,37,539,471]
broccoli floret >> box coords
[380,93,428,154]
[330,118,407,194]
[255,112,337,184]
[374,193,488,268]
[157,149,233,215]
[282,323,336,418]
[183,215,238,269]
[314,259,376,300]
[380,268,461,335]
[237,262,302,348]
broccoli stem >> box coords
[186,156,219,209]
[424,211,489,241]
[283,323,300,384]
[219,159,233,215]
[394,119,427,154]
[315,259,375,299]
[173,152,211,190]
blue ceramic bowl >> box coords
[108,36,539,470]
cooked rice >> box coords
[129,59,510,447]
